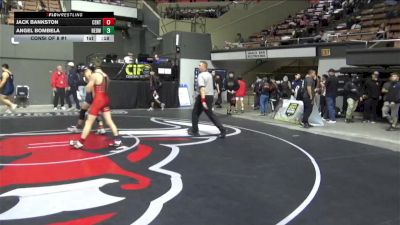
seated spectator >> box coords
[376,23,387,39]
[351,22,361,30]
[235,33,244,44]
[314,30,325,42]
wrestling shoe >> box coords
[147,107,154,112]
[69,140,83,149]
[11,104,17,111]
[67,125,82,133]
[96,128,106,135]
[161,103,165,111]
[109,139,122,147]
[187,128,200,137]
[218,129,226,139]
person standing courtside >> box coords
[362,71,380,123]
[325,68,338,123]
[382,73,400,131]
[65,62,80,110]
[344,75,362,123]
[51,65,68,110]
[302,69,317,128]
[148,71,165,111]
[188,61,226,138]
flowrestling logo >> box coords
[0,118,240,225]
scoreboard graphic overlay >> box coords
[14,12,115,42]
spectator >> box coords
[259,77,272,116]
[252,76,262,110]
[51,65,68,110]
[214,74,223,109]
[225,72,239,115]
[0,63,17,113]
[279,75,292,99]
[382,73,400,131]
[302,69,317,128]
[362,71,381,123]
[325,68,338,123]
[236,33,244,44]
[320,74,328,119]
[124,52,134,64]
[344,74,363,123]
[148,71,165,111]
[376,23,387,39]
[351,20,361,30]
[65,62,80,110]
[292,73,302,98]
[269,78,280,111]
[382,74,392,104]
[235,76,246,113]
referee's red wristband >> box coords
[201,98,206,103]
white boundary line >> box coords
[0,116,320,225]
[27,144,71,149]
[28,141,69,146]
[234,125,321,225]
[0,135,140,166]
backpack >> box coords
[295,80,305,101]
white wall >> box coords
[317,58,352,75]
[179,58,214,104]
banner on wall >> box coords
[274,99,324,126]
[178,84,191,107]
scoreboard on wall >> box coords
[14,12,115,42]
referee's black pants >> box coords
[192,95,224,133]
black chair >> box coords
[14,85,29,108]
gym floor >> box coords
[0,109,399,225]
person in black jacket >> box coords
[65,62,80,110]
[279,75,292,99]
[382,73,400,131]
[214,74,223,108]
[252,76,262,110]
[225,72,239,115]
[344,75,362,123]
[325,68,338,123]
[362,71,381,123]
[148,71,165,111]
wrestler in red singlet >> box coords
[89,70,110,116]
[70,62,121,149]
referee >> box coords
[188,61,226,138]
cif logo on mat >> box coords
[0,118,240,225]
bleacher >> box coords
[4,0,62,25]
[335,2,400,41]
[237,0,400,49]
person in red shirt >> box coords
[51,65,68,110]
[235,76,246,113]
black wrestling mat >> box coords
[0,109,399,225]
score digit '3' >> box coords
[102,18,115,34]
